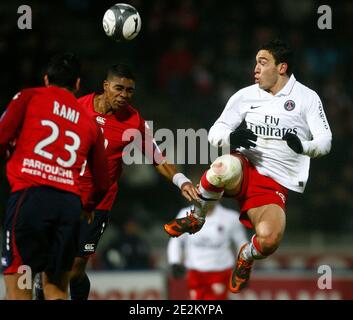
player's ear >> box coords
[103,80,109,92]
[44,74,50,87]
[279,62,288,75]
[75,78,81,91]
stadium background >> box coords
[0,0,352,299]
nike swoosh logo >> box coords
[250,105,262,109]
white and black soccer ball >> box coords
[102,3,142,42]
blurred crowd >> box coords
[0,0,352,270]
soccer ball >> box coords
[102,3,142,42]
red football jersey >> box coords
[78,93,164,211]
[0,86,109,210]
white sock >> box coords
[240,243,254,262]
[249,235,265,260]
[250,242,265,260]
[192,184,223,220]
[240,236,266,261]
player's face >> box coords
[104,76,135,111]
[254,50,282,91]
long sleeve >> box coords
[208,90,245,147]
[138,119,165,166]
[302,92,332,158]
[0,91,31,157]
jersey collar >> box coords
[257,74,296,97]
[275,74,296,97]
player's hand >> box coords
[230,128,257,149]
[282,132,303,154]
[181,182,200,202]
[171,264,186,278]
[81,210,95,224]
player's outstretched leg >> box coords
[164,155,242,237]
[229,236,261,293]
[229,204,285,293]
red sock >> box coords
[192,172,223,219]
[250,235,265,259]
[200,171,224,194]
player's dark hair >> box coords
[46,52,81,89]
[106,63,136,81]
[260,39,293,75]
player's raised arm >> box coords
[0,90,32,157]
[208,90,245,147]
[302,93,332,157]
[282,92,332,157]
[155,161,199,202]
[138,119,199,202]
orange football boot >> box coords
[229,243,254,293]
[164,210,205,237]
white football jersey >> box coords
[208,75,332,193]
[167,204,248,272]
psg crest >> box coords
[284,100,295,111]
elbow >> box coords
[302,134,332,158]
[320,135,332,157]
[325,138,332,155]
[208,126,230,147]
[208,126,216,145]
[313,136,332,158]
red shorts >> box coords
[232,153,288,229]
[187,269,232,300]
